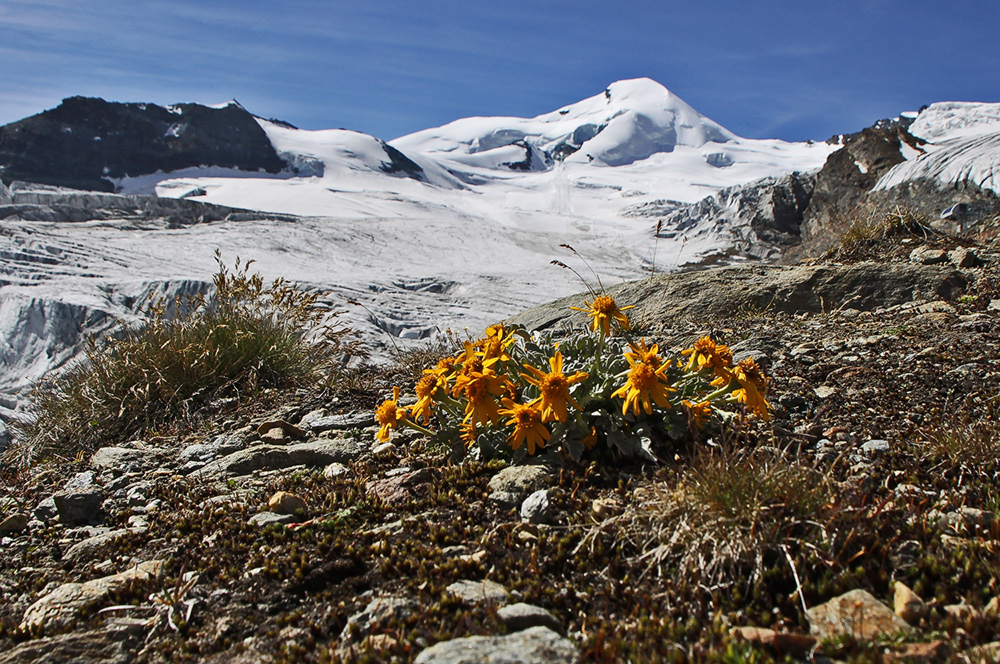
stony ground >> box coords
[1,228,999,663]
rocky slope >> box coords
[1,227,998,663]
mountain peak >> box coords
[392,78,736,168]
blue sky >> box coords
[2,0,998,142]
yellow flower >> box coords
[499,398,550,455]
[453,368,507,427]
[612,361,675,416]
[460,421,478,448]
[681,336,733,380]
[571,295,634,338]
[521,350,589,422]
[624,338,664,369]
[581,426,598,450]
[682,399,712,431]
[427,355,458,380]
[374,386,407,442]
[476,326,515,363]
[410,374,444,425]
[456,341,485,377]
[731,358,770,420]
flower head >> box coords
[459,421,478,448]
[453,368,507,427]
[625,338,664,370]
[521,350,589,422]
[731,358,770,420]
[427,355,458,380]
[374,386,407,442]
[682,399,712,432]
[500,398,550,455]
[682,336,733,380]
[571,295,634,338]
[410,373,445,425]
[611,361,675,416]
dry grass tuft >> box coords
[619,444,835,585]
[839,205,936,249]
[917,405,1000,478]
[9,254,360,467]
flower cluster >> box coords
[375,297,770,462]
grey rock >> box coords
[936,507,995,536]
[89,446,166,474]
[322,462,351,479]
[19,560,164,634]
[488,465,553,497]
[371,442,396,455]
[33,497,59,523]
[63,528,136,562]
[626,172,815,262]
[178,442,219,464]
[813,385,838,399]
[248,512,299,527]
[0,97,286,193]
[340,595,417,643]
[488,491,522,508]
[53,490,104,525]
[124,481,155,507]
[64,471,96,491]
[521,489,555,525]
[127,515,149,529]
[0,513,28,533]
[305,412,371,433]
[860,439,890,457]
[909,246,948,265]
[195,438,367,478]
[0,629,135,664]
[508,262,966,334]
[446,579,509,606]
[497,603,565,635]
[949,246,982,268]
[414,626,576,664]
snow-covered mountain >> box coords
[391,77,737,167]
[2,78,998,435]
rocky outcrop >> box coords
[507,261,967,332]
[0,97,287,192]
[788,116,1000,260]
[627,172,815,263]
[781,118,916,260]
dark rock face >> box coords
[631,172,815,263]
[378,140,424,178]
[0,97,287,192]
[795,118,917,256]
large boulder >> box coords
[508,261,967,333]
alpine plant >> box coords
[375,299,770,463]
